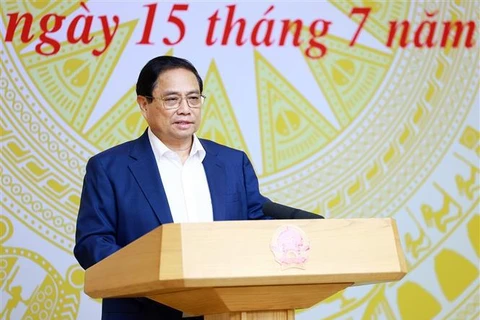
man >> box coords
[74,56,269,319]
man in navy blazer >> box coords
[74,56,269,319]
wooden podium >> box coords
[84,218,407,319]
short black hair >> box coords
[136,56,203,97]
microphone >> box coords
[262,201,324,220]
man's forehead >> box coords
[160,89,200,95]
[157,67,196,79]
[155,69,199,85]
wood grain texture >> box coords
[205,310,295,320]
[148,283,351,315]
[84,218,407,316]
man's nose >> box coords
[176,97,191,113]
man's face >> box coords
[139,68,202,146]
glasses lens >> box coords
[160,95,205,109]
[163,96,180,109]
[187,95,202,107]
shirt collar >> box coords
[148,128,206,161]
[191,135,206,160]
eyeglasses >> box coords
[145,94,206,110]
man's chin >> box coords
[173,130,195,140]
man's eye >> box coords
[165,97,179,102]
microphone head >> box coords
[293,209,324,219]
[262,201,324,219]
[262,201,293,219]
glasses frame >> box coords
[144,94,206,110]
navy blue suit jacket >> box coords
[74,130,268,319]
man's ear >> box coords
[137,96,148,113]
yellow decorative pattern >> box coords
[0,1,479,318]
[329,1,411,47]
[397,281,441,320]
[85,85,147,150]
[255,50,336,174]
[300,32,393,127]
[20,20,137,132]
[467,215,479,257]
[198,60,250,155]
[0,216,83,319]
[435,249,478,302]
[1,1,80,52]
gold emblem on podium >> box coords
[270,225,310,270]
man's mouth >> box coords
[173,121,194,130]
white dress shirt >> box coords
[148,128,213,223]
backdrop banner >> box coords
[1,1,479,319]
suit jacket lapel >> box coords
[201,140,226,221]
[128,131,174,225]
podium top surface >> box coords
[85,218,407,298]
